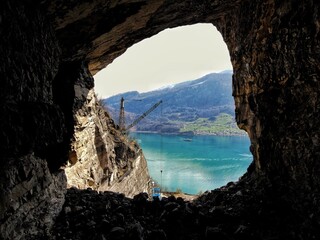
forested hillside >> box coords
[103,71,245,135]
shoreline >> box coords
[131,130,248,137]
[161,191,198,201]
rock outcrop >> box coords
[0,1,66,238]
[0,155,66,239]
[221,0,320,193]
[1,0,319,239]
[65,68,151,197]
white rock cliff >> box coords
[64,73,152,198]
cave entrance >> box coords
[94,23,252,195]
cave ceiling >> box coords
[41,0,240,74]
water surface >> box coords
[130,133,252,194]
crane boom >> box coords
[126,100,162,131]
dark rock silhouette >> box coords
[52,183,320,240]
[0,0,319,239]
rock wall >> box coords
[216,0,320,192]
[0,1,151,238]
[0,155,66,239]
[105,154,151,197]
[65,66,151,197]
[0,1,66,239]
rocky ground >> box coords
[51,178,320,240]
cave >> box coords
[0,0,319,239]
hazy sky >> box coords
[94,23,232,98]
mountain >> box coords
[102,72,245,135]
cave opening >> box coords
[93,23,252,195]
[1,0,319,239]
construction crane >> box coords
[126,100,162,131]
[118,97,162,133]
[118,97,126,132]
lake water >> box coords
[130,132,252,194]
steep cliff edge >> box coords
[65,75,152,197]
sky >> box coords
[94,23,232,98]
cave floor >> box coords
[51,180,320,240]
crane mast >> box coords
[118,97,125,132]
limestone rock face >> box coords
[106,154,151,197]
[65,69,152,197]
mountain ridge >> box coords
[103,72,245,135]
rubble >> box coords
[52,179,320,240]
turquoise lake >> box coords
[130,132,253,194]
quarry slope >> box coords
[64,67,151,197]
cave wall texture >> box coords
[0,0,319,239]
[0,1,67,238]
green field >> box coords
[180,113,246,135]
